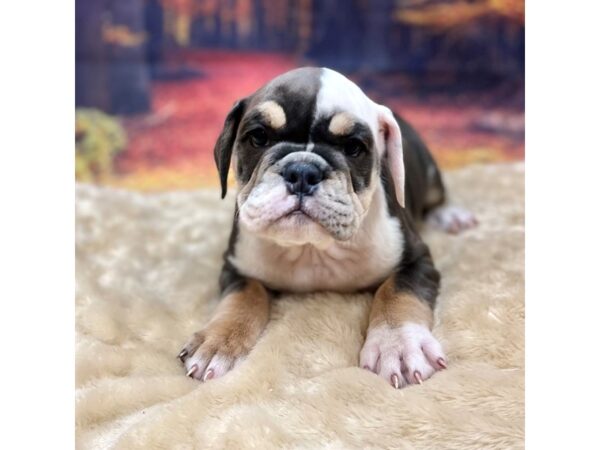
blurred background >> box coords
[76,0,524,191]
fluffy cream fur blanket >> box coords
[75,163,524,449]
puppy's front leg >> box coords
[178,278,270,381]
[360,275,446,389]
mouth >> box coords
[283,204,311,219]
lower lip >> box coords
[283,209,311,221]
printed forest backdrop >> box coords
[76,0,524,191]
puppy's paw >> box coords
[359,323,446,388]
[177,320,257,382]
[427,205,477,234]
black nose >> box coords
[282,162,324,196]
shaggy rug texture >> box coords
[75,163,524,449]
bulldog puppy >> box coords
[178,68,476,388]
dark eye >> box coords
[343,139,366,157]
[248,128,269,148]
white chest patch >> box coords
[229,183,404,293]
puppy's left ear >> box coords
[378,106,405,208]
[214,99,246,199]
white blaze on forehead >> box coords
[316,68,406,207]
[316,68,381,147]
[256,100,286,129]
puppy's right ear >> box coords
[214,99,246,199]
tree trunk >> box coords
[107,0,151,115]
[75,0,110,111]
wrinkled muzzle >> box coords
[238,149,368,246]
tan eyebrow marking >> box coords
[328,112,355,135]
[256,101,286,129]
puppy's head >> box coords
[214,67,405,247]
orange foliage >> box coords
[102,24,147,47]
[395,0,524,29]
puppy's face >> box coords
[214,68,406,247]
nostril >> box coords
[282,166,297,184]
[306,165,324,186]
